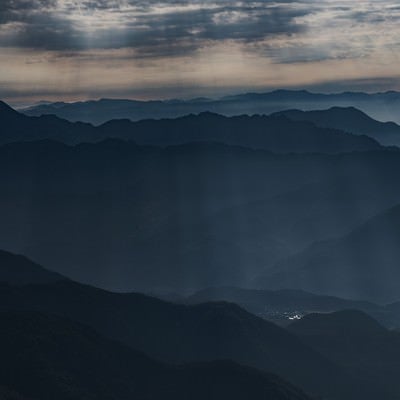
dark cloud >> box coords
[112,4,309,58]
[1,0,399,66]
[0,0,56,22]
[0,0,310,56]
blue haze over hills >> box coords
[22,90,400,126]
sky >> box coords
[1,0,400,105]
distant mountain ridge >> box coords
[21,89,400,125]
[273,107,400,146]
[0,100,383,154]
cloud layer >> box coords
[1,1,400,102]
[0,0,309,54]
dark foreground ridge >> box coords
[0,310,313,400]
[0,249,371,400]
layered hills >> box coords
[1,100,382,153]
[261,204,400,302]
[21,90,400,125]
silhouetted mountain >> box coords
[289,310,400,400]
[1,101,383,153]
[0,310,314,400]
[0,249,360,399]
[0,279,354,399]
[219,90,400,124]
[1,250,394,399]
[0,249,66,285]
[1,247,398,330]
[1,140,400,294]
[260,204,400,302]
[21,90,400,124]
[0,101,98,144]
[0,100,20,117]
[23,98,187,124]
[273,107,400,146]
[99,112,382,153]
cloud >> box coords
[2,0,398,64]
[2,0,400,103]
[0,0,310,55]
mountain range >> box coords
[21,89,400,125]
[273,107,400,146]
[2,248,400,399]
[0,249,352,400]
[3,89,400,400]
[0,100,383,153]
[0,309,315,400]
[289,310,400,400]
[0,135,400,297]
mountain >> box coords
[97,112,382,153]
[0,101,97,144]
[0,100,20,119]
[185,287,392,327]
[0,280,354,399]
[1,140,400,293]
[21,90,400,125]
[273,107,400,146]
[259,203,400,302]
[0,249,66,285]
[289,310,400,400]
[1,100,383,153]
[22,97,198,124]
[0,249,361,400]
[289,310,387,337]
[211,90,400,124]
[0,310,314,400]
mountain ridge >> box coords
[288,310,400,400]
[20,89,400,125]
[0,249,66,285]
[1,100,383,154]
[1,139,400,294]
[0,309,315,400]
[0,250,358,400]
[273,107,400,146]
